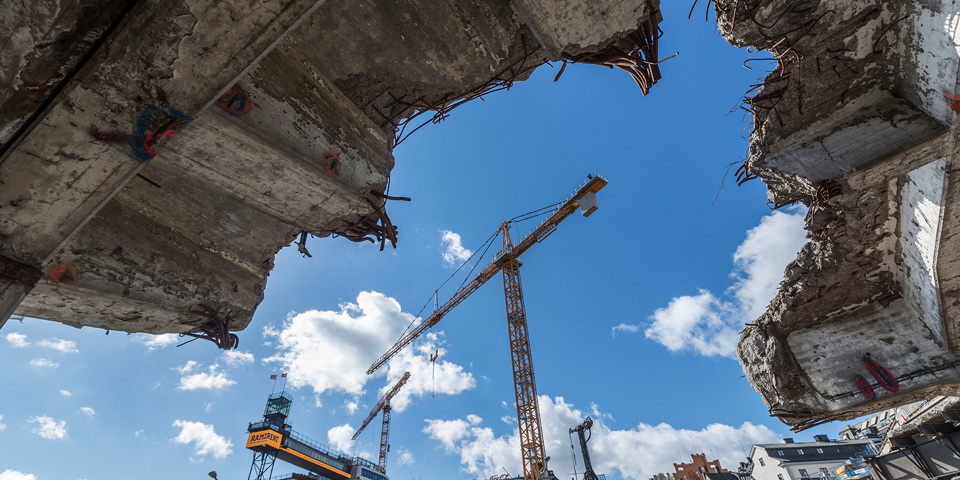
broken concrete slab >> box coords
[2,0,666,341]
[717,0,959,203]
[510,0,661,58]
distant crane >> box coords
[352,372,412,471]
[366,175,608,480]
[570,417,600,480]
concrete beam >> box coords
[113,161,300,276]
[16,197,290,333]
[162,110,377,234]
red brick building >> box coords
[673,453,727,480]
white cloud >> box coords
[398,448,415,465]
[30,415,67,440]
[345,401,359,415]
[264,292,474,408]
[0,470,37,480]
[205,402,215,413]
[616,209,806,358]
[0,414,6,431]
[440,230,472,267]
[178,364,236,391]
[176,360,198,374]
[30,358,59,369]
[610,323,640,336]
[138,333,180,350]
[135,429,145,439]
[221,350,254,366]
[36,338,78,353]
[171,420,233,459]
[423,418,472,452]
[6,333,28,348]
[424,396,779,480]
[59,389,72,396]
[78,407,95,417]
[327,424,356,453]
[644,290,739,358]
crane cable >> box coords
[508,200,563,223]
[393,228,501,344]
[391,198,566,349]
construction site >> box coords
[4,0,960,479]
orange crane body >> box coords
[352,371,412,470]
[365,175,608,480]
[500,224,548,480]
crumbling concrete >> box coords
[0,0,664,342]
[719,0,960,430]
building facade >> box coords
[749,437,876,480]
[839,410,895,441]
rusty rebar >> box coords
[181,304,239,350]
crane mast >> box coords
[365,175,608,480]
[500,222,549,480]
[352,372,411,470]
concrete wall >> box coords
[899,158,947,343]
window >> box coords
[820,468,829,477]
[797,449,804,454]
[817,448,824,454]
[778,475,784,480]
[799,469,808,477]
[759,458,765,467]
[361,469,388,480]
[777,450,784,455]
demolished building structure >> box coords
[8,0,960,437]
[0,0,664,346]
[719,0,960,430]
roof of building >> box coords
[705,473,739,480]
[748,440,874,465]
[753,439,874,449]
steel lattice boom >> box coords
[365,175,608,480]
[352,372,412,470]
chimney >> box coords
[813,435,830,443]
[783,438,794,444]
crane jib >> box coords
[364,175,607,376]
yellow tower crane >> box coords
[366,175,608,480]
[352,371,412,471]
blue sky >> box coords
[1,4,860,480]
